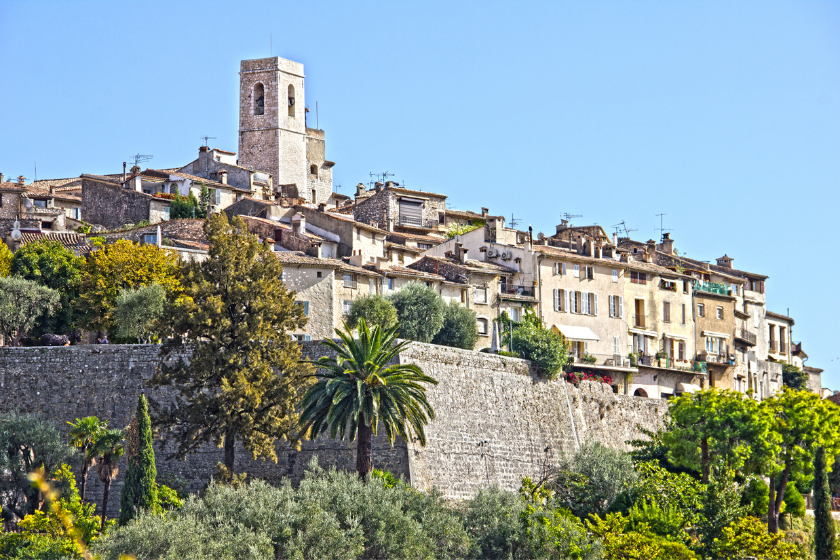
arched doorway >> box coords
[633,388,648,398]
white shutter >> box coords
[573,265,580,278]
[619,296,623,318]
[553,289,559,311]
[582,292,588,315]
[562,262,567,275]
[594,293,598,316]
[565,290,570,313]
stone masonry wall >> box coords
[0,342,666,514]
[82,177,151,229]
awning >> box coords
[553,325,600,342]
[629,327,658,338]
[676,383,702,393]
[664,332,689,341]
[702,331,731,339]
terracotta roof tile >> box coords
[18,232,91,255]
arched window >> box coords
[253,83,265,116]
[309,164,318,176]
[288,84,295,117]
[633,388,648,398]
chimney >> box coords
[645,239,656,263]
[0,173,4,183]
[122,162,127,182]
[612,232,618,246]
[387,218,394,232]
[660,232,674,255]
[384,181,395,188]
[291,212,307,237]
[17,176,25,185]
[355,183,366,197]
[219,170,228,185]
[481,207,489,218]
[716,254,733,269]
[317,203,326,212]
[199,146,209,153]
[455,242,469,264]
[556,220,569,234]
[374,182,383,192]
[130,166,142,192]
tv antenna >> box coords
[129,154,153,167]
[561,212,583,222]
[369,171,393,184]
[200,135,216,148]
[655,213,672,242]
[333,183,342,192]
[612,221,637,238]
[509,213,521,228]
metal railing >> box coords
[694,280,730,296]
[499,283,535,298]
[398,215,438,228]
[769,340,778,352]
[569,352,629,368]
[632,314,646,328]
[343,278,357,289]
[780,342,787,353]
[736,328,757,345]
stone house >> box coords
[291,206,389,266]
[16,231,91,256]
[0,175,68,243]
[352,182,447,231]
[241,214,339,259]
[179,146,274,200]
[97,219,210,262]
[127,168,251,212]
[81,174,171,229]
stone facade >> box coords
[352,185,447,230]
[305,128,334,205]
[0,343,666,510]
[81,176,165,229]
[98,219,207,244]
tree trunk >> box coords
[701,436,710,484]
[768,474,777,533]
[224,429,236,475]
[356,415,373,481]
[775,464,792,526]
[80,462,89,502]
[101,479,111,530]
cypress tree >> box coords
[814,446,836,560]
[119,394,158,525]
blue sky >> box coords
[1,1,839,385]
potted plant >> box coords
[581,353,597,365]
[655,350,668,367]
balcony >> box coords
[698,351,734,366]
[769,340,778,352]
[499,283,535,298]
[569,352,633,369]
[780,342,787,354]
[632,314,646,329]
[398,215,437,229]
[693,280,730,296]
[735,328,757,346]
[343,278,357,289]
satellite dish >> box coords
[11,219,21,241]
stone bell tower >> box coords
[238,56,307,201]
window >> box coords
[667,338,675,359]
[716,306,723,320]
[142,233,157,245]
[343,274,356,288]
[706,337,721,354]
[608,295,623,318]
[163,206,170,220]
[311,189,316,202]
[288,84,295,117]
[681,303,686,325]
[310,164,318,176]
[582,292,590,315]
[291,334,311,342]
[253,83,265,115]
[634,299,645,327]
[663,301,671,323]
[461,289,467,304]
[573,264,580,278]
[342,300,352,314]
[678,341,685,361]
[630,271,647,284]
[71,208,80,220]
[356,228,361,240]
[388,278,395,291]
[474,287,487,304]
[418,243,432,250]
[731,283,739,296]
[438,212,445,224]
[697,303,705,317]
[369,278,374,293]
[553,288,565,312]
[509,307,522,322]
[591,293,598,315]
[477,318,488,335]
[316,271,322,278]
[585,266,594,279]
[612,270,618,283]
[296,301,310,317]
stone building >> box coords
[352,182,447,231]
[0,175,69,243]
[237,57,335,205]
[179,146,273,200]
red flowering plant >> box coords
[153,192,176,200]
[565,370,613,386]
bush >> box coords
[742,475,769,517]
[463,486,526,559]
[782,363,808,391]
[170,193,203,219]
[510,310,568,378]
[113,283,167,343]
[709,516,802,560]
[388,282,444,343]
[432,300,479,349]
[346,294,398,331]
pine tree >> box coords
[118,394,158,525]
[814,446,836,560]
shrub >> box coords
[113,284,167,343]
[346,294,398,331]
[782,363,808,391]
[0,276,61,346]
[511,311,568,378]
[709,515,802,560]
[432,300,479,349]
[388,282,444,343]
[463,486,526,559]
[741,475,769,517]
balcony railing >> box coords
[780,342,787,353]
[343,279,357,289]
[632,314,646,328]
[769,340,778,352]
[694,281,730,296]
[569,352,630,368]
[735,328,757,346]
[499,283,535,298]
[398,215,437,229]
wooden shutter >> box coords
[562,262,567,275]
[553,289,559,311]
[565,290,570,313]
[619,296,623,318]
[593,293,598,316]
[574,265,580,278]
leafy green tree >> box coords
[661,389,772,483]
[75,239,181,333]
[586,512,698,560]
[346,294,398,331]
[87,428,125,529]
[709,516,801,560]
[696,469,747,558]
[198,182,212,217]
[631,461,705,535]
[67,416,107,503]
[300,320,438,479]
[762,387,840,533]
[151,213,310,475]
[510,309,568,378]
[782,363,808,391]
[119,395,158,526]
[11,239,83,336]
[387,282,445,343]
[169,193,201,219]
[432,300,479,349]
[0,412,76,519]
[0,276,60,346]
[813,446,836,559]
[113,283,167,343]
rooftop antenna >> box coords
[130,154,153,167]
[613,221,637,238]
[34,161,37,182]
[316,101,319,129]
[655,213,672,242]
[200,135,216,148]
[562,212,583,222]
[333,183,342,193]
[369,171,393,184]
[270,33,272,56]
[510,214,521,227]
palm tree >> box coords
[67,416,106,503]
[299,319,438,479]
[87,428,125,529]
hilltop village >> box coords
[0,55,827,403]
